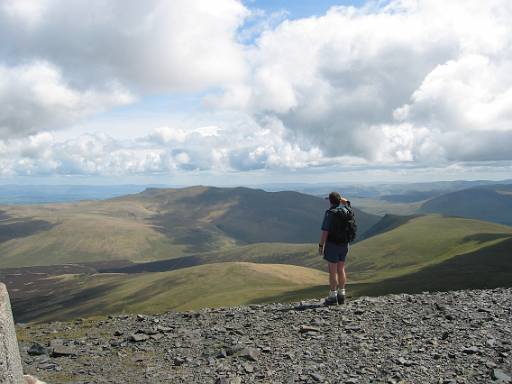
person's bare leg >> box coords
[337,261,346,289]
[328,262,338,291]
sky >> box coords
[0,0,511,186]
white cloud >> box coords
[396,55,512,133]
[0,115,330,176]
[0,0,248,138]
[212,0,512,165]
[145,125,222,145]
[0,61,134,138]
[2,0,512,177]
[0,0,248,92]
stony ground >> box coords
[16,288,512,384]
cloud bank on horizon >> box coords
[0,0,511,180]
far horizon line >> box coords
[1,178,511,188]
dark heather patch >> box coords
[0,218,56,243]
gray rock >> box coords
[14,288,512,384]
[395,357,412,366]
[174,357,185,366]
[51,346,77,357]
[238,347,259,362]
[27,342,47,356]
[128,333,149,342]
[491,369,511,383]
[462,346,480,354]
[310,372,325,382]
[156,325,172,333]
[215,377,242,384]
[299,325,320,333]
[139,327,158,335]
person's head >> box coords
[328,191,343,206]
[327,191,350,207]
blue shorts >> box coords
[323,242,349,263]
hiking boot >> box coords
[324,295,338,306]
[337,293,346,305]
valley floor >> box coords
[15,288,512,384]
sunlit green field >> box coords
[348,214,512,281]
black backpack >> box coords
[326,206,357,244]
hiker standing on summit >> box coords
[318,192,357,305]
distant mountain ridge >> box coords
[421,184,512,225]
[0,186,380,268]
[117,186,380,248]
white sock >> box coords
[329,290,337,298]
[338,288,346,295]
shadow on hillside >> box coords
[359,214,422,241]
[0,214,55,244]
[99,255,205,273]
[149,210,228,253]
[11,278,129,323]
[462,233,512,245]
[98,246,323,275]
[352,236,512,297]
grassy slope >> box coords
[349,237,512,297]
[7,214,512,323]
[256,219,512,304]
[0,201,183,267]
[106,242,323,274]
[103,215,512,283]
[348,214,512,281]
[357,214,421,241]
[0,186,380,268]
[13,262,327,323]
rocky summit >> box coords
[16,288,512,384]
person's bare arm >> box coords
[318,230,328,255]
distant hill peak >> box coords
[421,183,512,226]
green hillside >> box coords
[0,186,379,268]
[12,262,328,323]
[347,214,512,281]
[421,184,512,225]
[256,216,512,304]
[102,242,323,274]
[357,214,421,241]
[102,214,512,284]
[349,237,512,297]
